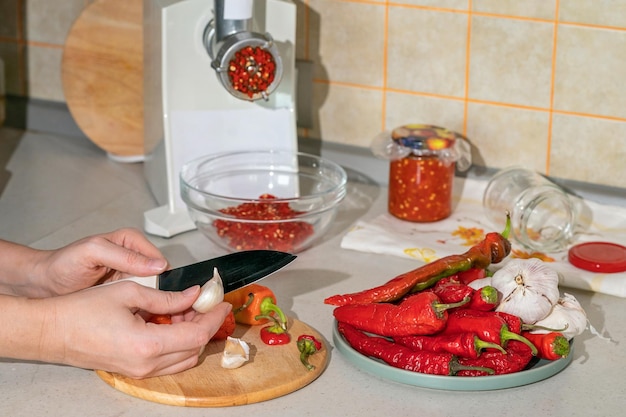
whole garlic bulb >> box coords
[491,258,560,324]
[533,293,587,340]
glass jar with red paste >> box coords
[372,124,471,222]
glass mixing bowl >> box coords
[180,150,348,253]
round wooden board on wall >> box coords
[62,0,144,160]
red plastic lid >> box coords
[568,242,626,273]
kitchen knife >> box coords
[120,250,296,293]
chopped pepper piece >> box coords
[297,334,322,370]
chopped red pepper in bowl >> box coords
[180,151,347,253]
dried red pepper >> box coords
[332,291,468,337]
[214,194,314,252]
[297,334,322,370]
[228,46,276,99]
[522,331,570,360]
[337,322,494,376]
[324,216,511,306]
[457,340,535,376]
[394,332,505,359]
[443,309,537,355]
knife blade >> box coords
[119,250,296,293]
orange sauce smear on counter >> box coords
[388,156,455,222]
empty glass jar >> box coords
[483,167,576,253]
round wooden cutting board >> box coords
[95,318,329,407]
[62,0,144,159]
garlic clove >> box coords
[221,336,250,369]
[192,267,225,313]
[533,293,588,340]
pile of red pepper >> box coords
[326,217,571,377]
[213,194,314,252]
[228,45,276,99]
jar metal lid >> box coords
[371,124,472,171]
[568,241,626,273]
[391,124,457,151]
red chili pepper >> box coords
[297,335,322,370]
[464,285,498,311]
[214,194,314,252]
[332,292,468,337]
[394,332,505,359]
[522,331,570,360]
[430,275,473,303]
[337,322,494,376]
[146,314,172,325]
[458,340,535,376]
[443,309,538,355]
[211,311,236,341]
[324,216,511,306]
[260,325,290,346]
[457,267,487,285]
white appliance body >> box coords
[143,0,297,237]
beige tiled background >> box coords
[1,0,625,189]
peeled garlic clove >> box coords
[534,293,587,340]
[221,336,250,369]
[192,267,224,313]
[491,258,560,324]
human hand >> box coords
[33,228,168,297]
[37,281,232,378]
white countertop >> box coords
[1,127,625,417]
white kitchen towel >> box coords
[341,178,626,298]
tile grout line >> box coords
[462,0,472,137]
[546,0,561,175]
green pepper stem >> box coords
[474,337,506,354]
[479,286,498,304]
[501,327,538,356]
[502,212,512,239]
[551,335,571,358]
[449,357,495,376]
[232,293,255,314]
[297,339,318,371]
[432,297,471,317]
[259,297,288,330]
[255,314,287,333]
[522,323,569,333]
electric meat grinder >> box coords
[143,0,298,237]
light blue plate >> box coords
[332,321,573,391]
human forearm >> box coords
[0,295,58,362]
[0,240,52,297]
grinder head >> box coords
[204,24,283,102]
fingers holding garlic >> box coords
[192,267,225,313]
